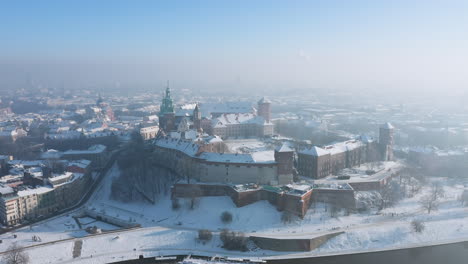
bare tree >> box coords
[380,181,402,209]
[3,243,29,264]
[419,184,443,214]
[431,182,445,199]
[419,195,439,214]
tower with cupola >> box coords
[159,84,175,132]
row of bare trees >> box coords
[379,167,448,215]
[111,132,177,203]
[2,243,29,264]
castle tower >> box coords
[159,83,175,132]
[257,97,271,122]
[96,93,103,106]
[193,103,202,131]
[379,122,394,161]
[274,142,294,185]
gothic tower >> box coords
[159,84,175,132]
[193,103,202,131]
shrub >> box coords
[220,229,248,251]
[198,229,213,242]
[221,211,233,224]
[411,220,425,233]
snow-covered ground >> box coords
[1,163,467,263]
[224,139,272,153]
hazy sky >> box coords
[1,0,468,94]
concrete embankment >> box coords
[251,232,345,252]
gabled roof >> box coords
[258,97,271,104]
[275,142,294,152]
[299,146,329,156]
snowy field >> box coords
[0,163,467,263]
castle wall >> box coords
[172,183,318,218]
[198,162,278,185]
[311,188,356,209]
[152,144,279,185]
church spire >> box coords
[160,81,174,114]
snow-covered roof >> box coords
[299,140,365,156]
[169,130,200,140]
[360,135,374,143]
[197,135,223,144]
[380,122,394,129]
[199,151,275,164]
[0,184,14,195]
[251,151,275,163]
[41,149,64,159]
[67,159,92,168]
[154,138,201,157]
[211,113,269,128]
[17,186,53,197]
[258,97,271,104]
[63,144,106,155]
[275,142,294,152]
[299,146,329,156]
[27,167,43,177]
[8,160,46,167]
[47,172,74,184]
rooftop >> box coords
[381,122,394,129]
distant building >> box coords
[210,113,274,139]
[0,170,90,226]
[297,123,394,179]
[379,122,394,161]
[140,125,159,140]
[0,127,27,142]
[50,145,109,169]
[0,157,93,226]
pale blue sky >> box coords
[1,0,467,93]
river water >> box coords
[267,240,468,264]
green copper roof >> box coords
[160,87,174,114]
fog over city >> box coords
[1,1,468,264]
[1,1,468,100]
